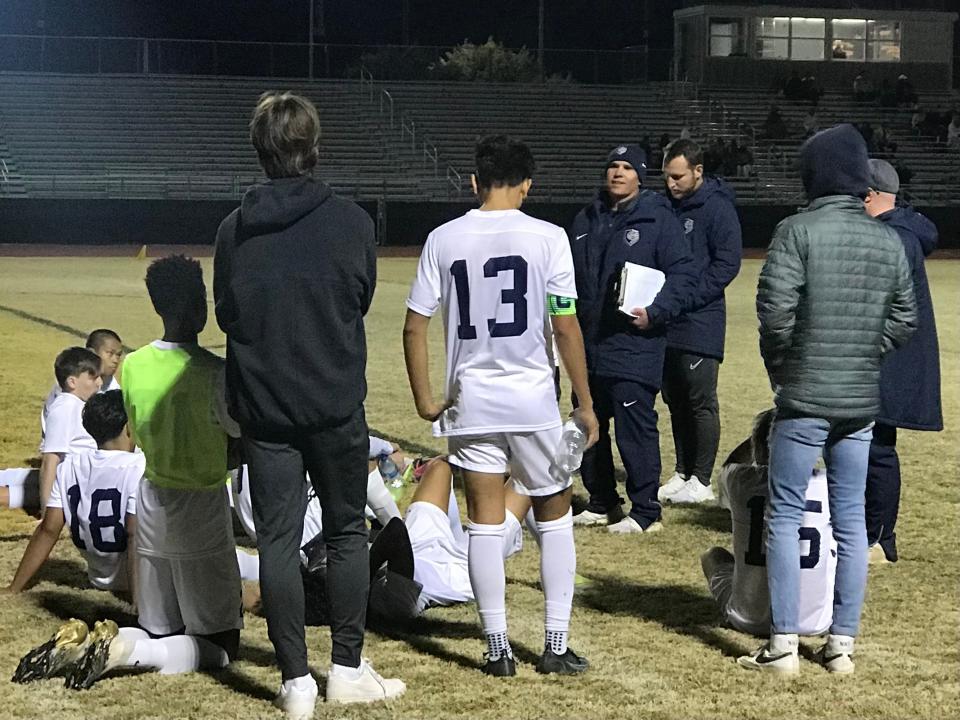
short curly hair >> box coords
[145,255,206,320]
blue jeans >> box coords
[767,414,873,637]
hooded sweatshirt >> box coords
[665,176,742,360]
[214,176,376,435]
[875,205,942,431]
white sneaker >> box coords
[737,635,800,675]
[573,509,610,527]
[868,544,890,566]
[274,675,318,720]
[607,517,663,535]
[818,634,855,674]
[665,477,715,505]
[657,472,687,501]
[326,660,405,704]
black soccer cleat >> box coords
[481,652,516,677]
[12,618,90,683]
[535,647,590,675]
[64,619,119,690]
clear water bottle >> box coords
[378,453,405,501]
[556,420,587,473]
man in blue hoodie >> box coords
[659,139,742,505]
[862,159,942,565]
[741,125,916,676]
[569,145,696,534]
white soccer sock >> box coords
[523,506,542,547]
[503,511,523,558]
[0,469,39,509]
[115,628,229,675]
[536,510,575,655]
[366,468,401,525]
[235,549,260,581]
[467,521,511,658]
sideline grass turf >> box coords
[0,256,956,719]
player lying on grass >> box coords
[302,457,531,625]
[3,390,140,598]
[702,408,837,638]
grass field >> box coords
[0,254,957,720]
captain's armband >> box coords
[548,294,577,316]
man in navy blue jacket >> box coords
[863,159,942,564]
[569,145,696,534]
[659,140,742,505]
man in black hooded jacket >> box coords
[213,91,404,713]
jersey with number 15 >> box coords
[47,449,143,591]
[407,209,578,436]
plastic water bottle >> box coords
[378,453,405,501]
[556,420,587,473]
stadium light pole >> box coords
[538,0,545,82]
[308,0,314,79]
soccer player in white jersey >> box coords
[404,134,599,676]
[4,390,140,598]
[702,409,836,643]
[40,329,124,437]
[36,347,103,511]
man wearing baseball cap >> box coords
[567,145,696,534]
[863,159,942,565]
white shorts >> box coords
[447,425,569,497]
[137,547,243,636]
[405,501,472,609]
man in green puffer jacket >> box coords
[739,124,916,677]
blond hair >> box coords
[249,91,321,179]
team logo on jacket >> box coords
[625,228,640,245]
[684,218,694,234]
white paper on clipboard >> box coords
[618,261,665,317]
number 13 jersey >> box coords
[48,449,143,591]
[407,209,578,436]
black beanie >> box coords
[606,144,648,176]
[799,124,870,201]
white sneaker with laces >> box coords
[572,509,610,527]
[274,674,318,720]
[818,634,855,674]
[326,659,405,704]
[657,472,687,502]
[737,634,799,675]
[665,477,715,505]
[607,517,663,535]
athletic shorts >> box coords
[405,501,471,609]
[137,547,243,636]
[447,425,569,497]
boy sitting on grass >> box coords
[3,390,141,597]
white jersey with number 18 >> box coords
[721,465,836,636]
[47,449,143,591]
[406,208,577,437]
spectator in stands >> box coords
[741,124,916,676]
[858,122,876,153]
[910,104,924,136]
[947,113,960,149]
[832,41,848,59]
[853,72,874,101]
[862,159,942,565]
[658,139,742,506]
[895,75,917,107]
[568,145,695,533]
[802,109,820,139]
[763,106,788,141]
[783,71,802,102]
[637,134,652,160]
[722,140,738,178]
[875,124,896,155]
[736,143,754,178]
[213,91,403,712]
[801,75,821,106]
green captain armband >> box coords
[548,294,577,316]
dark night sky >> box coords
[0,1,677,50]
